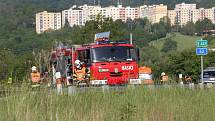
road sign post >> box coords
[196,40,208,84]
[201,56,203,84]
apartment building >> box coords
[79,4,102,20]
[174,3,196,26]
[169,3,215,26]
[199,8,215,23]
[61,4,139,28]
[62,6,88,27]
[140,4,167,24]
[168,10,176,26]
[36,11,61,34]
[36,3,215,33]
[103,5,120,21]
[191,9,200,23]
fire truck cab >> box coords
[73,41,140,85]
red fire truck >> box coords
[51,39,140,86]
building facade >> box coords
[167,10,176,26]
[140,4,167,24]
[62,7,88,27]
[36,3,215,33]
[169,2,215,26]
[36,11,61,34]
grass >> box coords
[150,33,202,51]
[0,86,215,121]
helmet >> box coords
[55,72,61,79]
[31,66,37,71]
[75,60,81,68]
[161,72,166,76]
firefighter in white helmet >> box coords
[73,60,88,85]
[160,72,168,84]
[55,72,63,95]
[30,66,41,87]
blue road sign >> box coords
[196,48,208,55]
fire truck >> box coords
[51,37,140,86]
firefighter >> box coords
[55,72,63,95]
[30,66,41,87]
[73,60,88,85]
[185,74,192,84]
[160,72,168,84]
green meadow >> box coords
[0,86,215,121]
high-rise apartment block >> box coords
[167,10,176,26]
[61,4,139,28]
[140,4,167,24]
[62,6,88,27]
[168,2,215,26]
[37,4,142,33]
[35,3,215,34]
[36,11,61,34]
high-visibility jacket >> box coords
[74,67,86,81]
[31,72,41,83]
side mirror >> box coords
[135,48,140,61]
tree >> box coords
[152,18,170,39]
[195,18,213,34]
[161,38,177,52]
[166,49,201,82]
[181,22,195,35]
[160,16,171,32]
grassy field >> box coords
[150,33,202,51]
[0,86,215,121]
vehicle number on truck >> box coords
[122,66,133,70]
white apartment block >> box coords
[61,4,139,28]
[199,8,215,23]
[169,2,215,26]
[168,10,176,26]
[79,4,102,20]
[174,3,197,26]
[103,5,120,21]
[62,6,88,27]
[122,6,139,21]
[36,3,215,33]
[175,2,196,10]
[191,9,200,23]
[140,4,167,24]
[36,11,61,34]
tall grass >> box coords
[0,86,215,121]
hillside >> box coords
[149,33,203,51]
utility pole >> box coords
[117,0,120,5]
[130,33,132,44]
[128,19,133,44]
[98,0,100,5]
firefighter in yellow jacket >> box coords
[73,60,87,84]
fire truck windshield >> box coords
[91,46,137,62]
